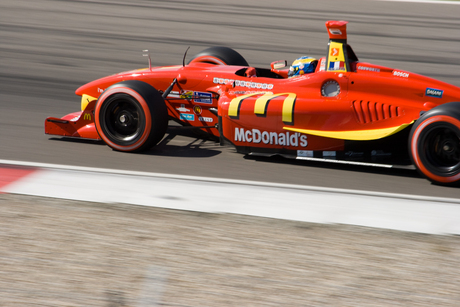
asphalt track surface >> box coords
[1,0,460,198]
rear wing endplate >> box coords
[324,20,357,73]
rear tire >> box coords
[409,102,460,185]
[95,81,168,152]
[188,46,248,66]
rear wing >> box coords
[324,20,358,72]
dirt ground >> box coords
[0,193,459,307]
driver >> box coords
[288,56,317,78]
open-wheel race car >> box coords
[45,20,460,185]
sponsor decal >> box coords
[323,151,336,157]
[297,150,313,157]
[234,128,308,147]
[83,113,92,121]
[330,48,340,57]
[198,116,213,123]
[329,28,342,35]
[179,113,195,121]
[176,91,212,104]
[393,70,409,78]
[345,151,363,158]
[425,87,443,98]
[194,91,212,104]
[213,77,274,90]
[329,61,345,71]
[231,90,274,95]
[97,88,105,93]
[358,66,380,73]
[176,104,190,112]
[193,105,202,115]
[180,91,194,99]
[228,92,297,124]
[319,58,326,71]
[167,91,181,98]
[371,150,391,157]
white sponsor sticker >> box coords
[213,78,274,90]
[198,117,213,122]
[297,150,314,157]
[176,104,190,112]
[323,151,336,157]
[393,70,409,78]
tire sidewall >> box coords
[410,112,460,184]
[95,82,162,152]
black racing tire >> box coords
[409,102,460,185]
[188,46,248,66]
[95,80,168,152]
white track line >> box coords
[1,159,459,204]
[1,159,460,235]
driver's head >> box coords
[288,56,317,78]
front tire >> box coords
[95,80,168,152]
[409,102,460,185]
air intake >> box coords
[353,100,401,124]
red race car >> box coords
[45,20,460,185]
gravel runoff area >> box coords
[1,193,459,307]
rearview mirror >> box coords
[271,60,287,70]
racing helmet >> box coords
[288,56,317,78]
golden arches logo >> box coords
[83,113,92,121]
[193,105,202,115]
[228,92,297,124]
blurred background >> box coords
[3,0,460,87]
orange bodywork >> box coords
[45,20,460,161]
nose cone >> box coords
[75,74,125,97]
[75,82,94,96]
[74,68,152,97]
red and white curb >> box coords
[1,159,459,235]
